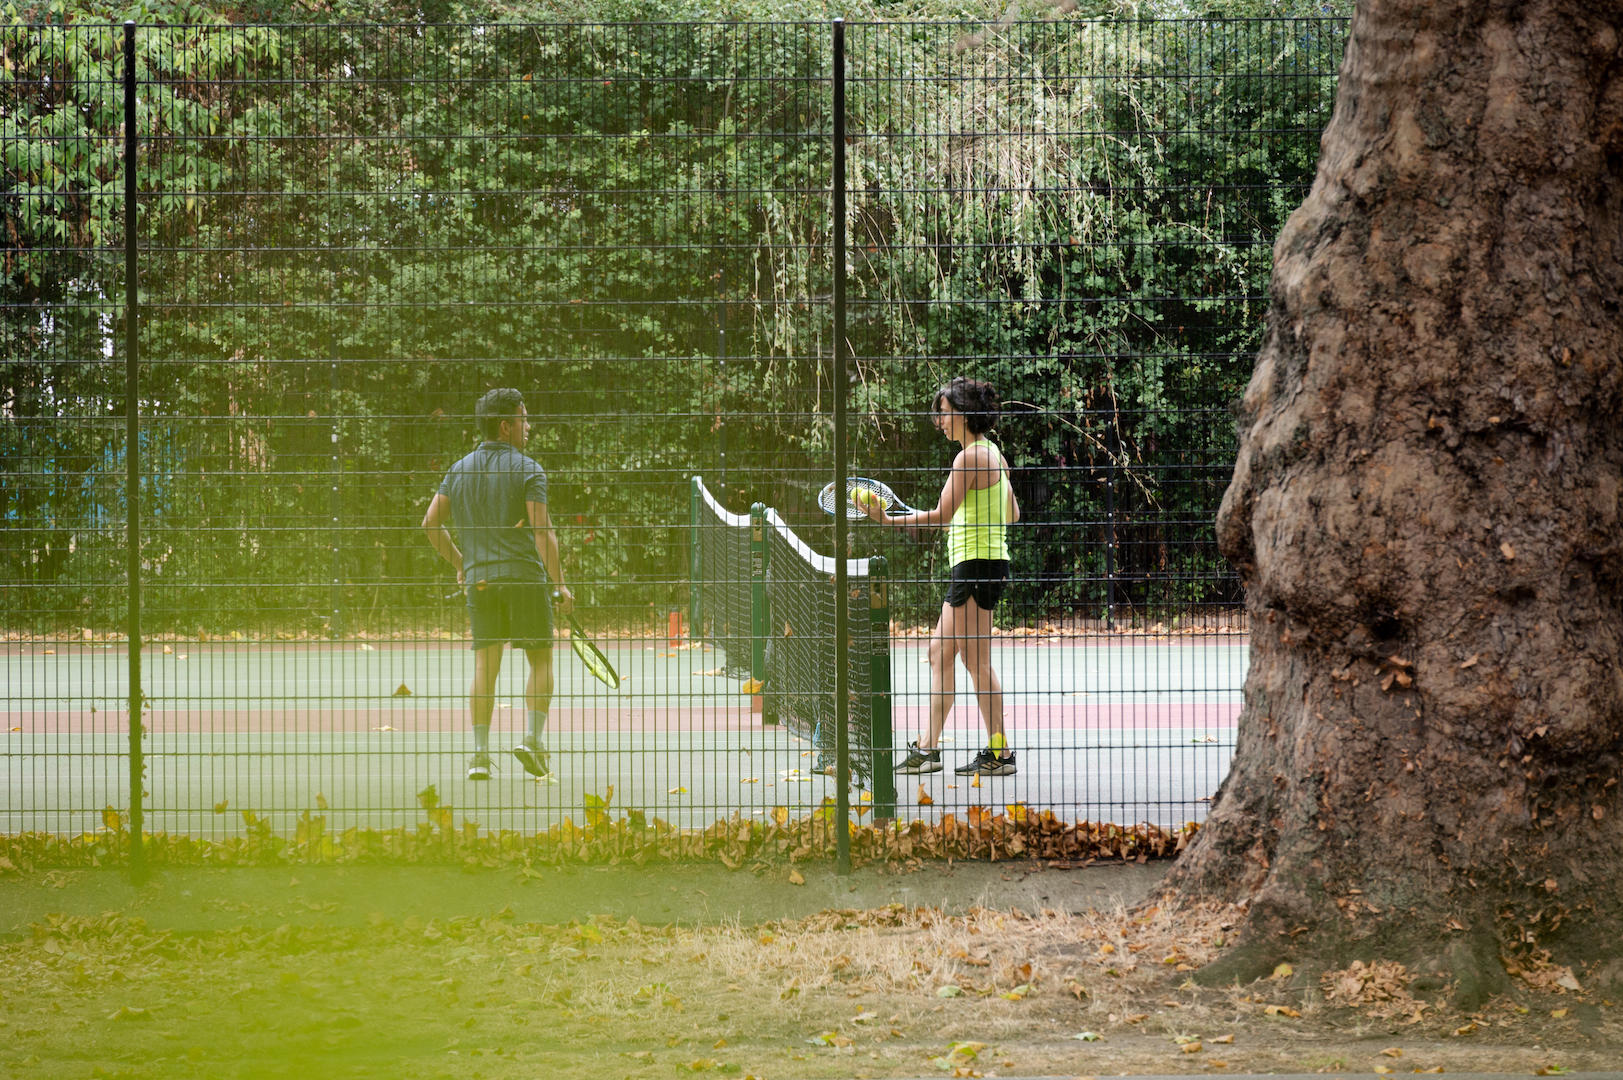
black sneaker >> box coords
[896,741,942,774]
[467,752,493,781]
[954,747,1016,776]
[512,739,550,779]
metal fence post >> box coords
[689,477,702,637]
[750,503,773,724]
[868,556,894,820]
[330,341,342,639]
[832,16,850,876]
[123,20,145,883]
[1106,421,1117,631]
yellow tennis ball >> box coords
[852,488,877,509]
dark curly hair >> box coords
[932,376,1000,435]
[475,387,525,439]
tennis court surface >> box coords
[4,633,1240,839]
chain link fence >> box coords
[1,17,1345,859]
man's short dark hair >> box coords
[476,388,525,440]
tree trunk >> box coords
[1161,0,1623,1004]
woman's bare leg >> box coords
[922,601,962,749]
[957,596,1007,754]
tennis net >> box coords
[690,476,756,681]
[689,477,894,799]
[762,507,886,785]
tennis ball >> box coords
[852,488,878,509]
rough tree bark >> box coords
[1160,0,1623,1003]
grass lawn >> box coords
[0,861,1613,1079]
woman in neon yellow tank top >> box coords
[861,377,1020,777]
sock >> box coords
[527,710,547,743]
[473,724,490,754]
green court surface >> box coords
[3,636,1244,839]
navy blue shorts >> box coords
[467,581,553,651]
[944,559,1009,610]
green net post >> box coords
[751,503,775,725]
[689,477,702,639]
[868,556,895,819]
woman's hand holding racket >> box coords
[818,477,917,521]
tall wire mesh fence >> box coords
[2,17,1346,855]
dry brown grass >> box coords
[3,891,1616,1079]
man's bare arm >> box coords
[421,493,464,583]
[528,499,573,613]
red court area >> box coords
[23,703,1240,735]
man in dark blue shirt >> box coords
[422,388,573,780]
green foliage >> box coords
[2,0,1344,631]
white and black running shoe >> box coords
[896,741,943,774]
[512,739,551,779]
[954,747,1016,776]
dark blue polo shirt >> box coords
[437,441,549,583]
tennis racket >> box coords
[818,476,919,519]
[560,607,620,689]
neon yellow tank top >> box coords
[948,440,1010,565]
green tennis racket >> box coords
[559,606,619,689]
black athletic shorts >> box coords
[944,559,1009,610]
[467,580,553,651]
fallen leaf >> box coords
[788,870,805,886]
[917,785,933,806]
[392,682,412,697]
[1414,1067,1444,1074]
[936,985,963,998]
[668,786,688,794]
[1212,1034,1234,1044]
[1453,1023,1477,1036]
[1375,1068,1394,1076]
[1071,1031,1101,1041]
[741,679,762,694]
[1272,962,1294,979]
[1550,1008,1568,1019]
[1382,1048,1404,1057]
[1555,973,1581,991]
[1180,1041,1203,1054]
[1500,541,1515,560]
[1263,1005,1300,1018]
[1125,1013,1147,1023]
